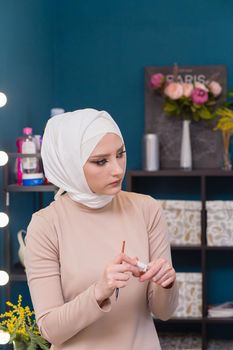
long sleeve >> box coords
[144,196,179,320]
[24,213,111,347]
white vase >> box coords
[180,120,192,170]
[17,229,27,268]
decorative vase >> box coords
[13,340,27,350]
[222,130,232,170]
[17,229,27,268]
[180,119,192,170]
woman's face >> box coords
[83,133,126,195]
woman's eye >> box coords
[117,150,126,158]
[92,159,108,166]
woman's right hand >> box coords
[94,254,140,304]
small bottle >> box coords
[16,136,24,185]
[21,128,38,174]
[50,108,65,117]
[21,128,44,185]
[143,133,160,171]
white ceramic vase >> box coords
[17,229,27,267]
[180,119,192,170]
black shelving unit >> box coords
[2,153,57,303]
[126,169,233,350]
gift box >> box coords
[159,333,202,350]
[159,200,202,245]
[207,340,233,350]
[173,273,202,318]
[206,201,233,246]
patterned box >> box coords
[206,201,233,246]
[207,340,233,350]
[159,200,202,245]
[159,333,202,350]
[173,273,202,318]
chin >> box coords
[101,186,122,196]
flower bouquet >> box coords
[150,64,222,121]
[0,295,49,350]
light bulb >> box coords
[0,92,7,107]
[0,151,8,166]
[0,270,9,286]
[0,330,10,344]
[0,212,9,227]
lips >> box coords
[109,179,121,186]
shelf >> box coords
[127,169,233,177]
[7,152,42,158]
[6,184,57,192]
[10,273,27,282]
[127,169,233,348]
[204,317,233,324]
[154,317,233,325]
[154,317,202,324]
[171,246,233,251]
[206,246,233,251]
[9,265,27,281]
[171,245,202,251]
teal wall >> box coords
[0,0,54,152]
[0,0,55,313]
[1,0,233,166]
[53,0,233,169]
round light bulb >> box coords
[0,330,10,344]
[0,212,9,227]
[0,151,8,166]
[0,270,9,286]
[0,92,7,107]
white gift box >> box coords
[206,201,233,246]
[159,200,202,246]
[207,340,233,350]
[173,273,202,318]
[159,333,202,350]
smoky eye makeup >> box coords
[88,145,126,166]
[90,158,108,166]
[117,149,126,157]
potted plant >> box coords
[214,100,233,170]
[0,295,49,350]
[150,64,223,169]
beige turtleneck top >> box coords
[24,190,178,350]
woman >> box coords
[24,108,178,350]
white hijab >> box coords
[41,108,124,208]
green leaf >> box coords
[27,328,50,350]
[206,100,216,106]
[164,102,179,115]
[198,106,215,120]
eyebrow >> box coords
[89,144,125,159]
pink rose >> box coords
[194,82,208,92]
[191,88,208,105]
[181,83,193,97]
[208,81,222,97]
[164,82,183,100]
[150,73,165,89]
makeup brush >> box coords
[115,240,125,301]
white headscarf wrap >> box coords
[41,108,124,208]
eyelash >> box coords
[91,150,126,166]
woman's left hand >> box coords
[139,258,176,288]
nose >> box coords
[111,159,124,177]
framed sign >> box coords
[144,65,227,169]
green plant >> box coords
[214,99,233,170]
[0,295,49,350]
[214,107,233,132]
